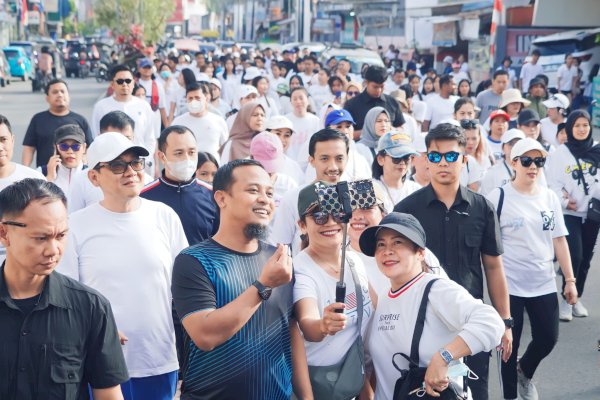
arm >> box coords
[421,120,430,133]
[481,254,512,361]
[424,336,471,397]
[553,236,577,304]
[21,146,36,166]
[91,387,124,400]
[160,107,169,128]
[295,298,347,342]
[291,319,314,400]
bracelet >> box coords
[565,278,576,283]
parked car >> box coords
[9,41,39,69]
[3,46,33,81]
[0,49,12,87]
[320,46,385,74]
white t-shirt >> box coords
[293,250,373,366]
[218,74,241,106]
[540,117,560,148]
[309,84,334,109]
[486,184,568,297]
[257,95,280,119]
[424,94,458,129]
[519,62,544,93]
[37,163,85,198]
[366,273,504,400]
[282,154,305,185]
[91,96,157,156]
[172,112,229,162]
[355,142,376,166]
[0,163,45,191]
[285,112,321,164]
[486,136,504,163]
[375,179,422,213]
[171,84,188,118]
[57,199,189,378]
[268,76,287,100]
[273,173,298,209]
[460,155,485,187]
[557,64,578,92]
[269,186,302,256]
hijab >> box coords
[359,107,389,149]
[220,102,264,161]
[565,110,600,164]
[318,102,341,128]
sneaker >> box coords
[559,298,573,322]
[573,301,589,318]
[517,363,539,400]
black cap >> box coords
[359,212,427,256]
[518,109,540,126]
[528,77,546,88]
[54,124,86,144]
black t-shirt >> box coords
[23,111,93,167]
[12,295,39,316]
[172,239,293,400]
[344,91,405,130]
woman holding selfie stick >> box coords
[293,182,374,399]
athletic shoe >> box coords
[573,301,589,318]
[517,363,539,400]
[559,298,573,322]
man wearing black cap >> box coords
[344,65,405,138]
[525,77,548,119]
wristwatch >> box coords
[438,348,454,365]
[252,280,272,301]
[503,317,514,329]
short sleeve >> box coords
[292,268,319,304]
[389,99,405,127]
[550,190,569,238]
[84,296,129,388]
[172,253,217,320]
[78,115,94,146]
[480,198,504,256]
[23,115,38,147]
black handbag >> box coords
[575,159,600,223]
[392,279,466,400]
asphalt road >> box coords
[0,77,598,399]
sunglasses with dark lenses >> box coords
[460,119,479,129]
[427,151,461,163]
[517,156,546,168]
[57,143,82,152]
[387,153,411,164]
[308,211,346,225]
[347,91,359,96]
[115,78,133,85]
[98,158,145,174]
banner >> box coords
[432,21,457,47]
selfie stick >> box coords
[335,181,353,313]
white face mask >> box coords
[166,158,197,181]
[187,99,205,114]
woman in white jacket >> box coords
[545,110,600,321]
[360,212,504,400]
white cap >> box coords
[443,55,453,64]
[542,93,570,109]
[210,78,222,90]
[243,66,261,81]
[86,132,149,169]
[266,115,295,132]
[238,84,259,99]
[502,128,526,144]
[510,137,549,159]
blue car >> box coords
[2,46,33,81]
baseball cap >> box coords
[325,109,355,127]
[489,109,510,122]
[210,78,222,90]
[406,61,417,72]
[359,212,427,256]
[517,109,540,126]
[502,128,526,144]
[238,84,259,99]
[250,132,285,174]
[528,77,546,88]
[139,58,152,68]
[243,66,261,81]
[377,131,418,158]
[86,132,149,169]
[543,93,570,109]
[510,137,549,159]
[54,124,85,144]
[443,56,453,64]
[297,182,326,217]
[266,115,295,133]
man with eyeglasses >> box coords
[91,65,156,175]
[395,123,512,400]
[58,132,188,400]
[22,79,93,168]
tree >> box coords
[95,0,174,44]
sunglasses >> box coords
[308,211,346,225]
[114,78,133,85]
[460,119,479,129]
[516,156,546,168]
[57,143,82,152]
[347,91,359,96]
[97,158,145,174]
[387,153,411,164]
[427,151,462,163]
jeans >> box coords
[501,293,559,399]
[465,351,490,400]
[562,215,600,298]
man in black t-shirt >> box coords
[22,79,93,167]
[172,159,309,399]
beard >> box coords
[243,223,269,241]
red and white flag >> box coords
[490,0,504,68]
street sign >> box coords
[27,10,40,25]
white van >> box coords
[530,28,600,89]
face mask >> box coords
[187,99,205,114]
[166,159,197,182]
[447,361,478,380]
[160,70,171,79]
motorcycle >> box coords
[95,61,109,82]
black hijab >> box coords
[565,110,600,165]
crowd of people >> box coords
[0,42,597,400]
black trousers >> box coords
[501,293,559,399]
[562,215,600,298]
[465,351,490,400]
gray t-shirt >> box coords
[476,89,502,123]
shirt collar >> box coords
[423,184,473,208]
[0,264,70,310]
[160,170,196,188]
